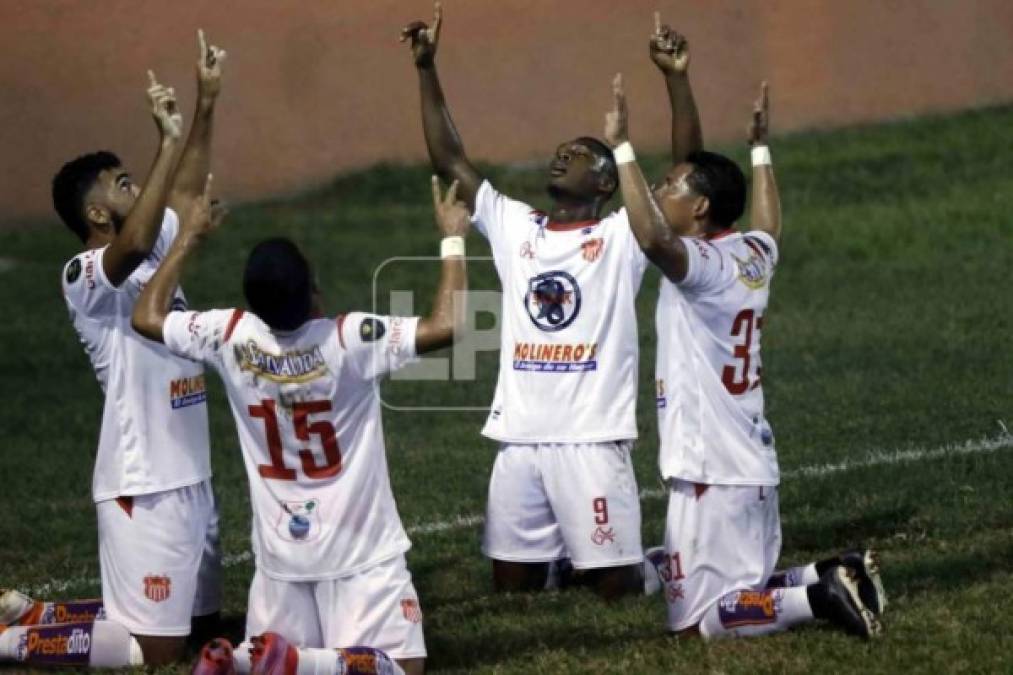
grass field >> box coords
[1,105,1012,673]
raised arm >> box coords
[650,12,702,165]
[747,82,782,244]
[401,1,483,209]
[103,72,184,287]
[167,30,226,213]
[605,74,689,283]
[414,176,470,354]
[133,175,226,342]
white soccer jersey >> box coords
[473,181,648,443]
[61,209,211,502]
[162,309,419,580]
[655,230,781,485]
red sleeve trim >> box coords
[336,314,347,349]
[115,496,134,518]
[223,309,245,343]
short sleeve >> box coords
[163,308,235,365]
[471,180,539,252]
[61,247,118,318]
[742,231,779,268]
[338,312,419,380]
[678,237,728,293]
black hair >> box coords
[243,238,314,331]
[684,150,747,228]
[52,151,122,242]
[573,136,619,197]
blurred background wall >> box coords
[3,0,1012,223]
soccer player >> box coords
[0,32,227,668]
[401,3,690,599]
[603,30,887,638]
[130,175,471,675]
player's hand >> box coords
[147,70,184,140]
[650,12,689,75]
[196,29,227,101]
[748,81,770,146]
[604,73,630,147]
[400,0,442,67]
[180,174,228,244]
[431,175,470,237]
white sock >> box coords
[767,563,820,588]
[0,620,143,667]
[233,642,405,675]
[699,586,814,640]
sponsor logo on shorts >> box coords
[17,624,93,664]
[581,237,604,263]
[524,270,581,332]
[143,575,172,603]
[169,375,207,409]
[401,598,423,624]
[590,525,616,546]
[513,341,597,373]
[339,647,385,674]
[235,341,328,384]
[717,589,783,628]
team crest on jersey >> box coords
[143,575,171,603]
[65,258,82,284]
[581,238,604,262]
[169,375,207,409]
[279,499,320,542]
[236,341,328,384]
[732,251,769,289]
[401,599,423,624]
[524,270,581,332]
[359,318,386,342]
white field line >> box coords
[27,427,1013,597]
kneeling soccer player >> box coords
[604,32,886,640]
[131,175,471,675]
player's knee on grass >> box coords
[577,563,642,601]
[492,560,550,592]
[397,656,425,675]
[135,634,187,666]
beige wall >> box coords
[3,0,1012,223]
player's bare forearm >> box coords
[417,65,482,209]
[132,233,198,343]
[665,73,703,165]
[104,137,179,287]
[619,163,689,282]
[168,98,215,211]
[749,163,782,243]
[415,255,467,354]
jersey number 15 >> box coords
[249,399,342,481]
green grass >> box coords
[2,104,1013,673]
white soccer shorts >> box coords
[245,554,426,660]
[95,479,222,637]
[482,441,643,570]
[661,479,782,631]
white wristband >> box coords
[440,236,465,258]
[613,142,636,165]
[751,145,772,167]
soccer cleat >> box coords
[0,589,43,627]
[821,566,883,639]
[191,637,237,675]
[643,546,667,595]
[839,548,887,615]
[250,632,299,675]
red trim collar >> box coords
[546,219,599,232]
